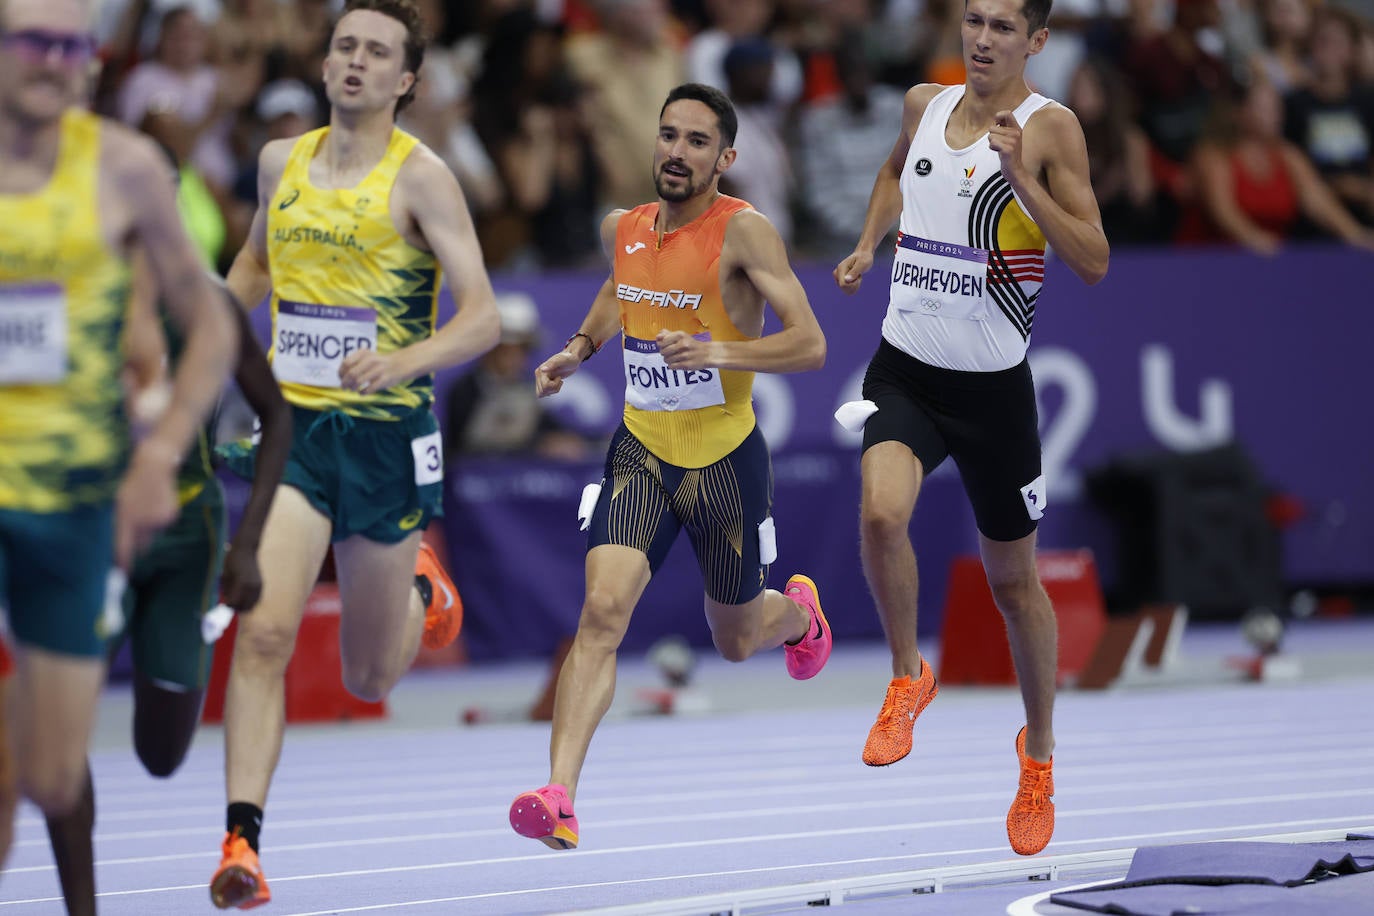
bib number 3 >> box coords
[411,430,443,486]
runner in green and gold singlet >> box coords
[0,109,130,520]
[0,0,237,878]
[38,269,292,916]
[0,109,130,660]
[266,126,440,421]
[210,2,502,904]
[116,276,291,753]
[220,124,448,543]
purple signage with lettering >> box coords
[277,301,374,322]
[897,233,989,263]
[236,246,1370,661]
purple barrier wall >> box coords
[238,245,1372,661]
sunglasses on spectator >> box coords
[0,29,97,64]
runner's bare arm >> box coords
[388,149,501,377]
[836,83,944,292]
[225,139,293,312]
[535,211,625,398]
[579,210,631,352]
[108,128,238,565]
[219,281,292,611]
[122,250,167,398]
[665,210,824,375]
[992,105,1109,285]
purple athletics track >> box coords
[4,619,1374,915]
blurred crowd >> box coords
[87,0,1374,274]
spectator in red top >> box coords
[1177,75,1374,254]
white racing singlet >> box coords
[884,85,1054,372]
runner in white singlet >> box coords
[831,0,1110,859]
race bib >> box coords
[411,430,443,486]
[0,283,68,384]
[889,234,989,321]
[273,300,376,388]
[623,333,726,412]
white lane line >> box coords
[5,818,1368,906]
[83,708,1374,791]
[13,779,1374,852]
[1006,879,1117,916]
[41,744,1374,825]
[72,824,1374,915]
[2,815,1370,906]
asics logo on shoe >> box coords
[624,242,646,254]
[810,616,823,640]
[559,810,575,820]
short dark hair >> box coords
[1021,0,1052,33]
[339,0,426,114]
[660,83,738,150]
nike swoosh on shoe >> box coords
[435,578,455,610]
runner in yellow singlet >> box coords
[0,0,236,878]
[509,83,831,852]
[39,268,292,916]
[208,0,501,907]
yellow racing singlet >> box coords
[266,127,440,420]
[615,195,755,468]
[0,110,132,512]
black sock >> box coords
[227,802,264,853]
[414,573,432,608]
[46,767,96,916]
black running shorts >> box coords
[587,422,774,605]
[861,338,1043,541]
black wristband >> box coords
[566,332,600,361]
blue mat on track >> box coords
[1050,837,1374,915]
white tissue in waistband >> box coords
[201,604,235,644]
[834,399,879,432]
[578,482,602,531]
[99,568,128,639]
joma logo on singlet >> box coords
[272,225,365,253]
[615,284,703,310]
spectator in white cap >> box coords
[228,80,323,258]
[255,79,321,137]
[443,292,593,463]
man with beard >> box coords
[509,82,830,851]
